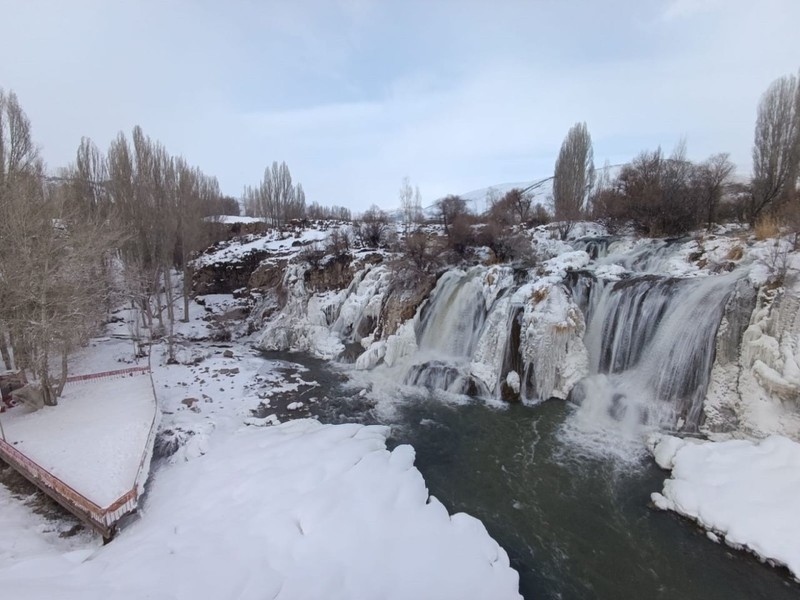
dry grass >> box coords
[754,215,781,240]
[531,287,548,303]
[725,245,744,261]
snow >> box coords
[1,284,522,598]
[0,482,100,564]
[651,435,800,580]
[1,373,157,507]
[193,227,330,268]
[0,420,521,600]
[205,215,266,225]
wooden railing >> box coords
[0,366,159,539]
[65,366,150,384]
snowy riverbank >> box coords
[1,419,521,599]
[650,434,800,580]
[0,293,522,599]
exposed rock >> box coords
[375,271,436,339]
[192,249,271,295]
[249,260,287,292]
[304,254,354,293]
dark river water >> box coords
[262,351,800,600]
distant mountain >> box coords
[397,164,634,220]
[454,177,553,215]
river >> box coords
[262,351,800,600]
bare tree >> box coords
[412,185,424,224]
[695,153,735,229]
[436,194,468,235]
[399,176,414,233]
[0,94,120,404]
[553,122,595,239]
[750,72,800,223]
[357,205,390,247]
[244,161,305,226]
[487,188,532,226]
[306,202,352,221]
[0,89,44,375]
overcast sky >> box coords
[1,0,798,211]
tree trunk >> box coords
[164,269,176,362]
[0,325,14,371]
[40,353,56,406]
[139,296,152,330]
[182,265,191,323]
[155,279,165,334]
[55,342,69,398]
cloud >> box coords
[1,0,799,211]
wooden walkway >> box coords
[0,367,159,540]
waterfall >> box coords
[572,272,740,431]
[572,237,614,260]
[600,237,689,273]
[400,267,515,395]
[415,269,489,358]
[402,269,488,393]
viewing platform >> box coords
[0,367,159,540]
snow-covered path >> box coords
[0,419,521,600]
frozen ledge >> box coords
[650,434,800,581]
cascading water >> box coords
[416,270,489,357]
[599,237,689,273]
[402,268,494,394]
[572,236,614,260]
[569,271,740,435]
[270,230,754,442]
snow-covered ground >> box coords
[650,434,800,580]
[205,215,265,225]
[193,226,331,268]
[0,290,523,599]
[1,420,521,600]
[1,373,156,507]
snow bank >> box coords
[0,420,521,600]
[651,435,800,579]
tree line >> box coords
[0,90,331,405]
[553,71,799,237]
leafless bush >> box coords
[486,188,533,226]
[299,242,325,269]
[760,239,791,286]
[357,205,390,247]
[446,214,476,258]
[478,222,534,264]
[590,144,732,236]
[402,229,442,273]
[326,228,352,258]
